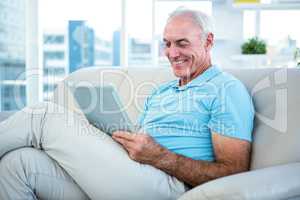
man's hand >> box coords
[113,131,251,187]
[112,131,167,165]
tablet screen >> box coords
[73,85,133,135]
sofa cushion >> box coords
[52,67,127,111]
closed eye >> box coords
[163,39,171,48]
[162,38,190,48]
[176,39,190,47]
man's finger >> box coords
[112,131,136,141]
[113,137,135,155]
[113,136,135,149]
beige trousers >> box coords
[0,102,186,200]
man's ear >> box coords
[205,32,214,51]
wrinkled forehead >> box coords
[163,15,202,41]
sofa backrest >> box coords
[226,68,300,169]
[52,66,300,170]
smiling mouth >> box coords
[172,59,188,66]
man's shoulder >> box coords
[152,79,177,95]
[211,70,239,85]
[206,70,249,99]
[212,71,246,89]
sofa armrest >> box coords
[178,162,300,200]
[0,111,15,123]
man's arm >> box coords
[112,131,251,187]
[154,132,251,187]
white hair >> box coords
[167,7,213,39]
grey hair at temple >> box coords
[167,7,214,39]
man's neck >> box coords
[179,64,212,86]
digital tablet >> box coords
[73,85,134,135]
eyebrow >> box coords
[176,39,190,43]
[163,38,190,43]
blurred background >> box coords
[1,0,300,111]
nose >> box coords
[165,46,180,59]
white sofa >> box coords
[1,67,300,199]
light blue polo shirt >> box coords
[138,66,254,161]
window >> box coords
[260,10,300,66]
[4,102,10,110]
[260,10,300,46]
[44,52,65,60]
[1,85,26,111]
[3,0,264,110]
[0,0,26,111]
[44,35,65,44]
[44,68,65,76]
[243,10,256,40]
[39,0,122,100]
[242,9,300,67]
[127,0,152,66]
[242,9,300,47]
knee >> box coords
[0,148,53,199]
[0,148,44,177]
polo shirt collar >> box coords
[172,65,222,91]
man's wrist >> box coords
[152,147,178,172]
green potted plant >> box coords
[241,37,267,54]
[231,37,268,68]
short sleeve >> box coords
[136,87,157,126]
[137,96,150,126]
[207,80,254,141]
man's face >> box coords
[163,15,213,83]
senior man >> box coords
[0,9,254,200]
